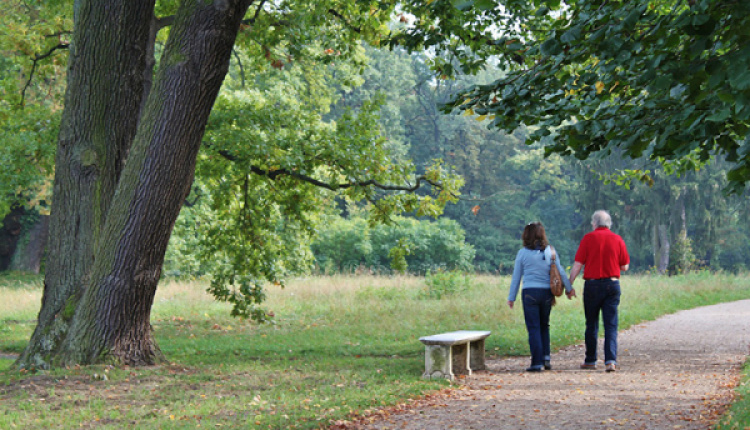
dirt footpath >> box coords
[341,300,750,430]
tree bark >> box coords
[657,224,670,274]
[18,0,251,368]
[18,0,156,369]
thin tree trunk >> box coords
[10,216,49,274]
[0,205,24,271]
[657,224,670,274]
[679,191,687,239]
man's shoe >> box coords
[606,363,617,372]
[544,360,552,370]
[526,366,543,372]
[580,363,597,370]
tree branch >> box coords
[248,163,443,192]
[21,43,69,107]
[44,31,72,39]
[232,49,246,88]
[155,15,175,31]
[241,0,268,26]
[215,149,443,192]
[327,9,362,33]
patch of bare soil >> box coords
[335,300,750,430]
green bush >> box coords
[311,216,475,274]
[311,217,374,273]
[421,269,472,299]
[668,232,696,275]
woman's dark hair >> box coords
[522,222,549,249]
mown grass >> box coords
[1,272,749,429]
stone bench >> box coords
[419,330,491,380]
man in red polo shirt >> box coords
[568,210,630,372]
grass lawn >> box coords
[1,272,749,429]
[717,361,750,430]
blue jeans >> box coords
[522,288,554,369]
[583,279,621,365]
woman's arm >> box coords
[507,250,524,307]
[556,257,573,292]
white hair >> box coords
[591,210,612,228]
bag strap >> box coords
[550,245,556,262]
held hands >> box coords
[566,288,577,300]
[507,300,514,309]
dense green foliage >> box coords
[409,0,750,192]
[317,42,750,274]
[311,215,475,274]
[0,1,67,221]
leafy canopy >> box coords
[388,0,750,192]
[0,0,69,220]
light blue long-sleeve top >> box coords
[507,246,573,302]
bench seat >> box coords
[419,330,491,380]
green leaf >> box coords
[650,75,672,91]
[623,8,642,29]
[536,6,550,16]
[729,70,750,91]
[475,0,495,11]
[540,38,562,56]
[692,13,710,26]
[706,108,730,122]
[454,0,474,11]
[560,25,582,43]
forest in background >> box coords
[3,30,750,279]
[168,44,750,276]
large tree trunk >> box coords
[18,0,156,369]
[18,0,250,369]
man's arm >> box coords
[569,261,583,285]
[620,264,629,271]
[566,261,583,299]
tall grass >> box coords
[1,272,749,429]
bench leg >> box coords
[423,345,453,379]
[451,343,470,376]
[469,338,486,371]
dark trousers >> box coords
[583,278,621,365]
[522,288,554,368]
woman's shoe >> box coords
[544,361,552,370]
[526,366,543,372]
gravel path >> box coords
[340,300,750,430]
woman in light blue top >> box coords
[507,222,573,372]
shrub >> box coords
[311,216,475,274]
[420,269,472,299]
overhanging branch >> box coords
[250,164,442,191]
[216,150,443,192]
[241,0,269,26]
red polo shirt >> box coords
[574,227,630,279]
